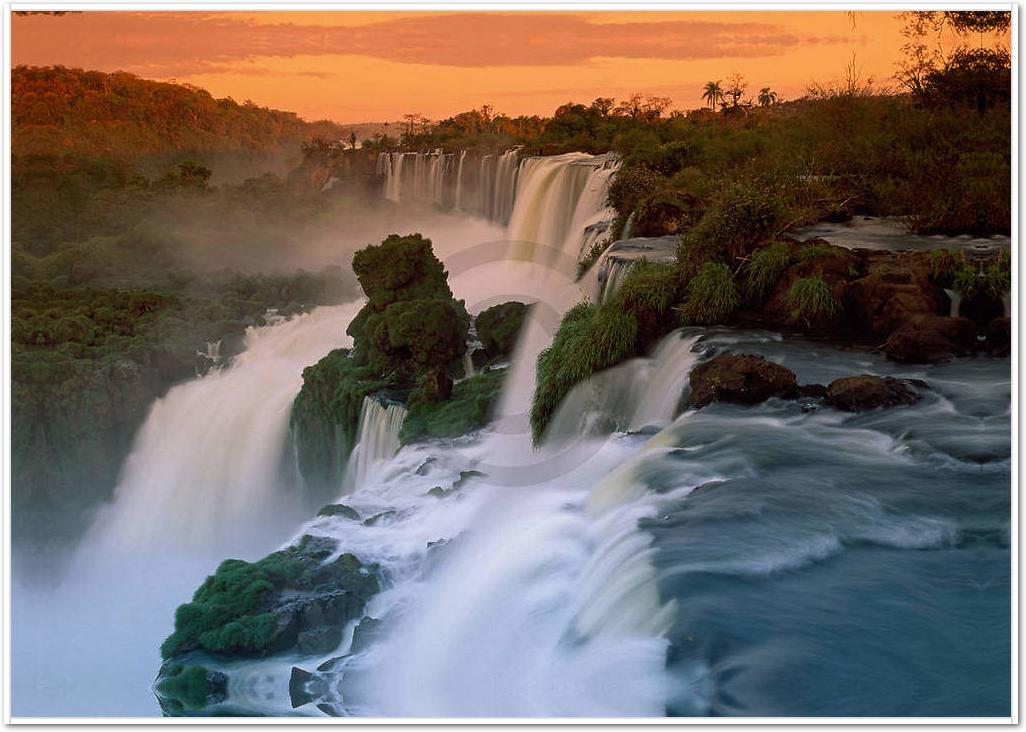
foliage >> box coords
[400,368,506,443]
[475,301,529,361]
[679,262,739,325]
[745,242,793,301]
[12,65,343,161]
[530,302,639,443]
[786,276,840,327]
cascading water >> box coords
[506,153,618,268]
[342,397,408,493]
[86,303,365,555]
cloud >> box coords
[12,11,846,76]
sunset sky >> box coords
[13,10,925,123]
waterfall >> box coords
[453,150,466,210]
[462,349,477,379]
[598,259,634,304]
[542,331,702,444]
[85,303,364,554]
[506,153,618,268]
[342,397,408,493]
[944,288,963,318]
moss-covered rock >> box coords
[475,301,528,362]
[161,534,379,661]
[289,349,388,497]
[155,663,228,713]
[316,503,360,520]
[401,368,505,444]
[291,234,473,486]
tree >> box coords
[725,73,747,108]
[757,87,779,106]
[614,93,670,121]
[348,132,357,149]
[590,97,615,116]
[701,81,723,110]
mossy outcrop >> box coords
[291,234,477,491]
[160,534,379,661]
[474,301,528,363]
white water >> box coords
[544,331,702,444]
[342,397,408,493]
[15,153,680,717]
[507,153,618,268]
[87,303,364,556]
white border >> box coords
[1,1,1018,726]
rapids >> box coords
[10,152,1010,719]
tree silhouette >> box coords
[757,87,779,106]
[701,80,723,109]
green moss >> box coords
[156,665,215,711]
[745,242,793,301]
[530,302,639,443]
[679,262,739,325]
[400,368,506,444]
[475,302,528,362]
[289,349,387,496]
[351,233,453,310]
[787,276,840,327]
[161,536,378,660]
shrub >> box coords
[928,248,963,289]
[679,262,739,325]
[745,242,793,301]
[682,179,783,261]
[796,242,844,263]
[787,276,840,327]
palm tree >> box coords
[701,80,723,110]
[758,87,779,106]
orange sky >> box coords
[12,10,927,123]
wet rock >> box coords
[316,503,361,521]
[350,616,383,654]
[297,626,343,656]
[884,315,976,363]
[845,251,943,335]
[985,316,1011,357]
[289,666,329,709]
[363,509,397,526]
[824,375,922,412]
[685,354,799,408]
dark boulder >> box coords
[824,375,922,412]
[685,354,799,409]
[985,316,1011,357]
[316,503,361,520]
[884,315,976,363]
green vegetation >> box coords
[161,535,378,660]
[531,302,639,443]
[155,665,217,711]
[787,277,840,327]
[679,262,740,325]
[475,302,528,362]
[292,235,502,487]
[13,66,343,162]
[745,242,794,302]
[400,368,506,444]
